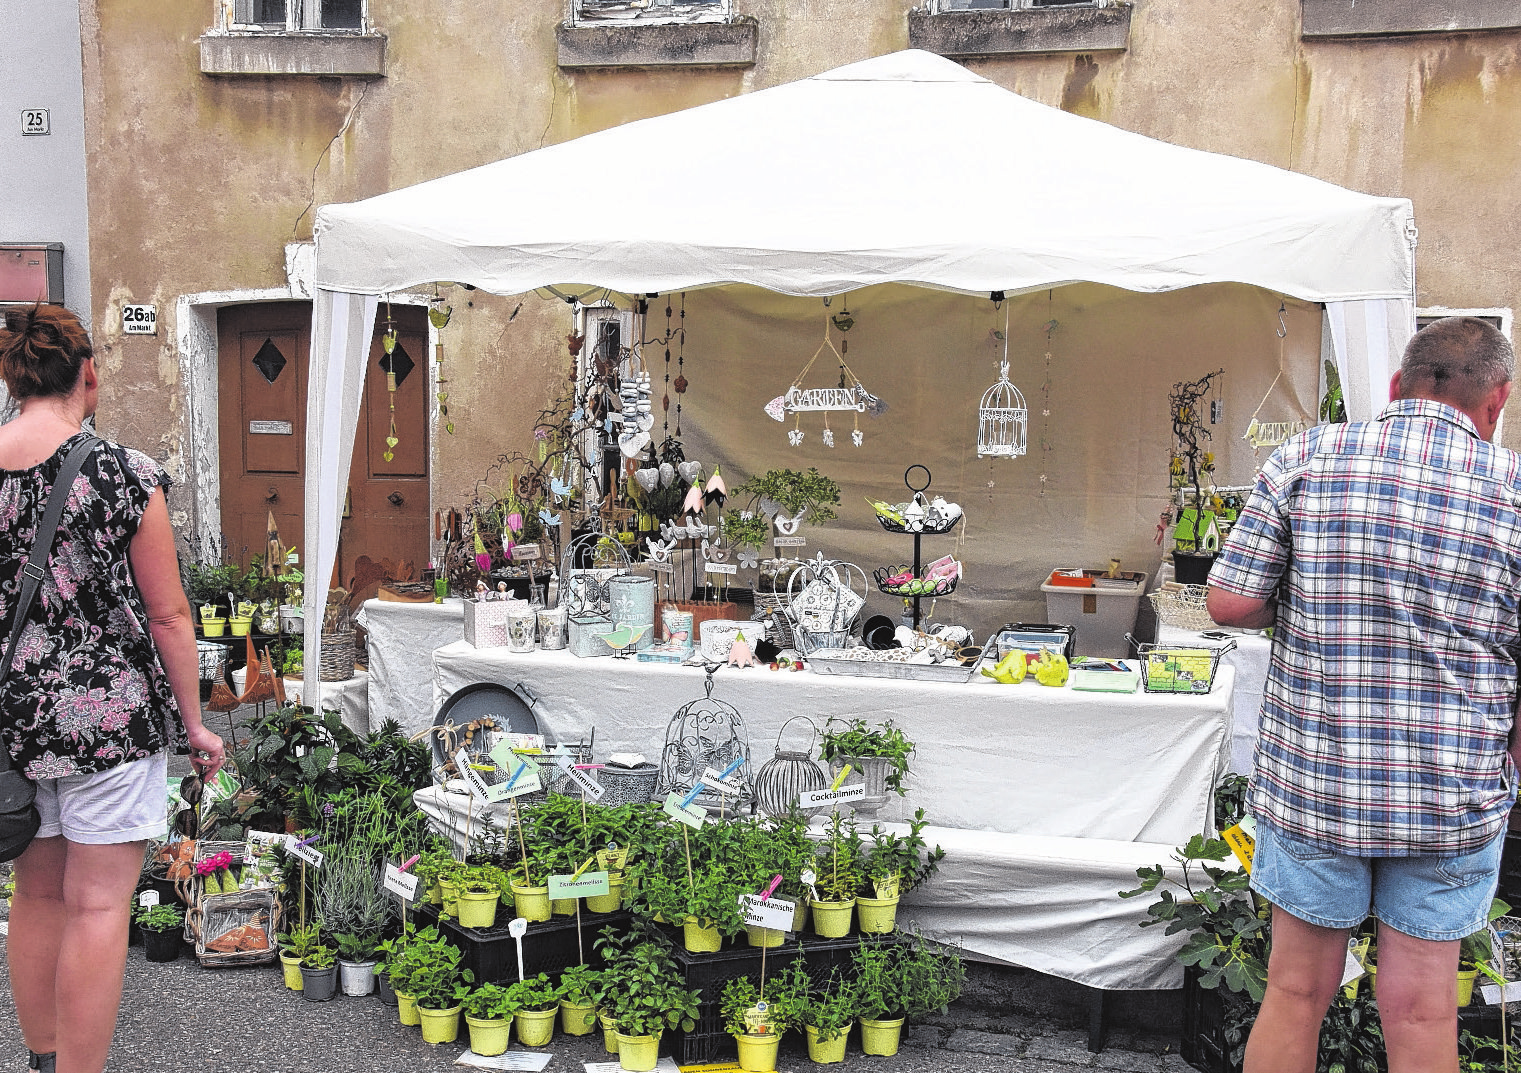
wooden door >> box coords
[216,302,430,587]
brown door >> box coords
[216,302,430,587]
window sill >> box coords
[1301,0,1521,37]
[908,4,1132,56]
[556,18,757,69]
[199,31,387,77]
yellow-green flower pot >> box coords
[280,951,304,991]
[860,1016,905,1056]
[683,916,722,953]
[1459,967,1478,1007]
[561,999,596,1036]
[456,888,500,929]
[551,896,576,916]
[735,1031,781,1072]
[745,924,785,948]
[586,874,624,914]
[599,1010,619,1053]
[804,1023,850,1064]
[417,1003,462,1044]
[855,894,900,935]
[465,1014,511,1056]
[396,990,420,1026]
[439,877,459,917]
[809,897,855,939]
[511,881,552,923]
[515,1006,557,1047]
[615,1031,662,1072]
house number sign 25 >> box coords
[20,109,49,136]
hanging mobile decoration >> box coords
[429,291,453,436]
[673,293,687,438]
[1037,293,1058,494]
[977,302,1027,459]
[1243,300,1309,452]
[380,301,400,463]
[663,300,673,436]
[764,301,885,448]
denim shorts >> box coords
[34,751,169,844]
[1250,820,1505,941]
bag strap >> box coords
[0,436,99,697]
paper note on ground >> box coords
[584,1060,683,1073]
[455,1049,552,1070]
[678,1063,743,1072]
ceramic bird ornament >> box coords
[773,506,809,537]
[598,622,652,658]
[644,536,677,564]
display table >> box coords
[1156,625,1270,776]
[358,597,465,736]
[231,666,370,737]
[430,641,1230,846]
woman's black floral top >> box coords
[0,431,185,779]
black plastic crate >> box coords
[1180,965,1253,1073]
[666,930,898,1065]
[1499,831,1521,908]
[415,904,630,984]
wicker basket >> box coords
[1149,584,1218,632]
[320,629,355,681]
[173,839,281,966]
[753,593,795,649]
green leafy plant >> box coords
[721,511,773,552]
[862,809,944,898]
[819,718,914,796]
[598,934,701,1038]
[798,966,858,1043]
[332,931,379,963]
[734,468,841,525]
[134,902,185,933]
[1119,833,1268,1002]
[813,810,864,902]
[853,931,965,1022]
[505,972,562,1013]
[721,975,794,1036]
[301,944,336,970]
[558,965,603,1007]
[275,920,322,960]
[463,982,515,1021]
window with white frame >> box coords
[571,0,732,26]
[229,0,365,32]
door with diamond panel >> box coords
[216,302,429,587]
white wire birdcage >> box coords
[977,360,1027,459]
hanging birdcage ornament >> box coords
[655,669,755,812]
[978,358,1028,459]
[753,716,827,818]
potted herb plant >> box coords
[857,809,945,934]
[810,811,863,939]
[376,922,449,1027]
[299,943,339,1002]
[507,856,553,923]
[461,982,514,1057]
[818,717,916,817]
[275,920,320,991]
[721,974,798,1073]
[135,902,185,963]
[506,971,562,1047]
[558,964,602,1037]
[408,935,474,1044]
[333,931,380,997]
[598,935,701,1072]
[798,966,859,1065]
[1458,898,1510,1007]
[456,862,507,929]
[851,932,966,1056]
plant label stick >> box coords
[138,889,159,908]
[663,791,707,829]
[508,916,528,982]
[798,783,866,809]
[553,754,605,799]
[830,763,853,791]
[384,861,420,903]
[739,894,795,932]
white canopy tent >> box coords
[302,48,1415,701]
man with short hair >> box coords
[1208,316,1521,1073]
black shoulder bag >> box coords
[0,436,99,861]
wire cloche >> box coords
[977,359,1028,459]
[655,669,754,812]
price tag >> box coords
[553,755,606,799]
[511,544,541,561]
[548,871,611,900]
[1221,817,1256,874]
[138,889,159,908]
[798,784,867,809]
[705,563,739,576]
[739,894,796,932]
[284,834,324,869]
[701,766,743,796]
[384,862,421,902]
[122,304,157,335]
[650,561,674,574]
[773,536,807,547]
[662,791,707,828]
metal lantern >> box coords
[656,670,754,812]
[753,716,827,818]
[977,359,1028,459]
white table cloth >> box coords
[358,598,466,736]
[232,666,370,737]
[431,641,1231,847]
[1156,625,1271,776]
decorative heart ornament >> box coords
[633,468,660,494]
[764,396,787,422]
[658,462,676,488]
[677,460,702,484]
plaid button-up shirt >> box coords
[1211,398,1521,856]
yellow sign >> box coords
[1222,822,1256,873]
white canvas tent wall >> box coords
[303,48,1414,701]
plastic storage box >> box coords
[1041,570,1148,658]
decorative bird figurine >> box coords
[645,536,677,564]
[598,622,652,658]
[550,475,575,502]
[774,505,810,536]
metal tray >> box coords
[805,647,980,684]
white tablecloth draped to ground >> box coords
[358,598,465,735]
[431,641,1231,845]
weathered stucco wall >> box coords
[77,0,1521,559]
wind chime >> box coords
[380,302,400,463]
[430,289,453,435]
[763,300,885,447]
[1242,300,1310,453]
[976,302,1028,459]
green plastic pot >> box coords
[439,877,459,917]
[395,990,420,1026]
[599,1010,619,1053]
[860,1016,905,1056]
[511,881,552,923]
[809,897,855,939]
[551,896,576,916]
[1459,967,1478,1007]
[465,1014,511,1057]
[745,924,785,948]
[586,874,624,914]
[615,1031,661,1072]
[804,1023,850,1064]
[855,894,899,935]
[735,1031,781,1072]
[456,888,500,929]
[683,916,722,953]
[515,1006,557,1047]
[417,1003,462,1044]
[561,999,596,1036]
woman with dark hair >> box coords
[0,304,225,1073]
